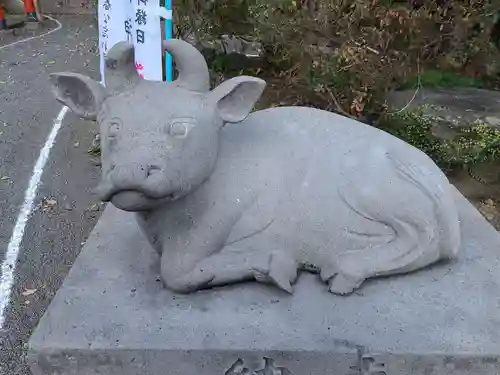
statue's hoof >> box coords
[252,251,297,294]
[328,273,363,295]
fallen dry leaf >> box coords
[21,288,37,297]
[484,198,496,207]
[87,203,101,212]
[44,198,57,206]
[41,198,58,211]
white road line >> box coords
[0,15,67,330]
[0,104,68,328]
[0,14,62,51]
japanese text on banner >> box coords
[130,0,164,81]
[98,0,164,83]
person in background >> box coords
[0,0,38,30]
[0,7,6,29]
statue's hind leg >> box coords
[321,216,438,295]
[324,155,445,295]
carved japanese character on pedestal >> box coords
[226,358,291,375]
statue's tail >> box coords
[392,156,461,261]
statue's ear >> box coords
[208,76,266,123]
[49,72,108,120]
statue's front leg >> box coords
[198,245,298,288]
[161,245,267,294]
[195,247,267,287]
[159,201,253,293]
[196,246,299,293]
[160,252,217,293]
[161,244,298,294]
[159,195,298,294]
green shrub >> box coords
[175,0,499,119]
[378,109,500,172]
[173,1,500,172]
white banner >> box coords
[98,0,164,84]
[131,0,164,81]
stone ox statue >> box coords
[49,39,460,295]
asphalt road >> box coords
[0,16,103,375]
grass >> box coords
[399,69,487,90]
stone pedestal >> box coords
[27,190,500,375]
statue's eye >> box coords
[108,122,121,137]
[168,122,189,137]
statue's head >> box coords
[50,39,266,212]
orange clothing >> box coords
[24,0,35,13]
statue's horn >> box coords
[162,39,210,92]
[104,41,140,91]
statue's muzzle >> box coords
[95,162,171,204]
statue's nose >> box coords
[111,163,162,186]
